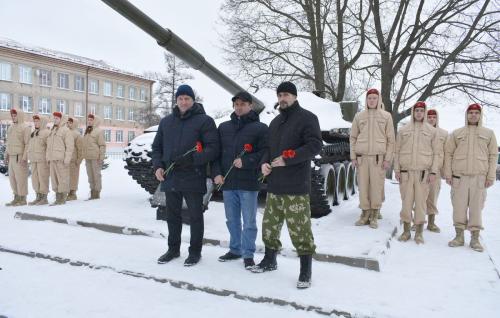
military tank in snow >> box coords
[104,0,357,219]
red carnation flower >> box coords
[244,143,253,153]
[195,141,203,153]
[282,149,296,159]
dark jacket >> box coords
[212,110,268,191]
[152,103,219,193]
[261,101,322,195]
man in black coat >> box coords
[212,91,268,269]
[251,82,322,289]
[152,84,219,266]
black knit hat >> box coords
[277,81,297,96]
[175,84,195,100]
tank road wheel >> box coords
[124,157,159,195]
[310,167,331,218]
[321,164,339,207]
[334,163,347,204]
[345,161,356,198]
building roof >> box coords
[0,37,154,82]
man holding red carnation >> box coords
[253,81,322,289]
[152,84,219,267]
[212,91,268,269]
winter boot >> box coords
[398,222,412,242]
[66,190,77,201]
[36,194,48,205]
[355,210,370,226]
[5,195,19,207]
[414,224,425,244]
[411,223,416,231]
[427,214,440,233]
[94,190,101,199]
[244,258,255,270]
[157,249,180,264]
[470,230,484,252]
[184,254,201,267]
[378,210,383,219]
[28,193,41,206]
[369,209,379,229]
[13,196,27,206]
[297,255,312,289]
[218,251,241,262]
[448,228,465,247]
[50,193,63,206]
[251,248,278,273]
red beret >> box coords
[53,112,62,118]
[467,103,481,112]
[10,109,17,115]
[366,88,379,96]
[33,115,40,120]
[427,109,437,116]
[88,114,95,119]
[414,101,426,109]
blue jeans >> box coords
[223,190,258,259]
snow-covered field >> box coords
[1,159,499,318]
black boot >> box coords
[251,248,277,273]
[218,251,241,262]
[297,255,312,289]
[244,258,255,270]
[157,249,180,264]
[184,254,201,267]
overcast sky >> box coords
[0,0,236,113]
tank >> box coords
[104,0,358,219]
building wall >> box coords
[0,46,154,149]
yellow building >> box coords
[0,38,154,150]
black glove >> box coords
[173,152,194,170]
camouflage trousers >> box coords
[262,193,316,255]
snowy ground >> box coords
[1,159,499,318]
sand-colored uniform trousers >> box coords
[399,170,431,224]
[85,160,102,191]
[262,193,316,255]
[451,175,487,231]
[8,155,29,196]
[425,127,448,215]
[69,132,83,191]
[31,161,49,194]
[350,108,395,210]
[356,155,386,210]
[46,123,74,193]
[28,123,51,195]
[49,161,70,193]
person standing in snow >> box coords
[350,88,395,229]
[27,114,50,206]
[252,81,322,289]
[394,101,439,244]
[421,109,448,233]
[82,114,106,200]
[445,103,498,252]
[212,91,268,269]
[66,117,83,201]
[46,112,74,205]
[152,84,219,267]
[4,108,31,207]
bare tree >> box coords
[220,0,370,101]
[359,0,500,126]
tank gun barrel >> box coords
[101,0,266,112]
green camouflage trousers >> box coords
[262,193,316,255]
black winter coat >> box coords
[212,110,268,191]
[152,103,219,193]
[261,101,322,195]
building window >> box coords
[19,65,32,84]
[0,124,9,140]
[0,93,12,111]
[39,69,52,86]
[89,103,97,115]
[56,100,66,114]
[117,84,124,98]
[57,73,69,89]
[140,88,146,101]
[128,131,135,142]
[75,75,85,92]
[104,129,111,143]
[103,81,112,96]
[129,86,136,100]
[128,108,134,121]
[38,97,51,114]
[0,62,12,81]
[20,96,33,113]
[103,105,112,119]
[116,107,124,120]
[116,130,123,143]
[89,79,99,94]
[74,102,83,117]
